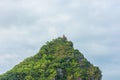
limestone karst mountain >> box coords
[0,36,102,80]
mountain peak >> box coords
[0,37,102,80]
[62,35,67,40]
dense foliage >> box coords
[0,37,102,80]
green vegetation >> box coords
[0,36,102,80]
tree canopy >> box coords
[0,37,102,80]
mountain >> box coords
[0,36,102,80]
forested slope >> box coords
[0,36,102,80]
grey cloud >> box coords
[0,9,39,27]
[0,0,120,80]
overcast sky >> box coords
[0,0,120,80]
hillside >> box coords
[0,36,102,80]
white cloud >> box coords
[0,0,120,80]
[48,27,58,38]
[0,26,29,43]
[0,54,19,64]
[43,14,72,23]
[86,43,107,55]
[102,63,120,80]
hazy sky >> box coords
[0,0,120,80]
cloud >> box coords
[0,0,120,80]
[0,53,22,74]
[0,54,17,64]
[101,63,120,80]
[43,14,72,23]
